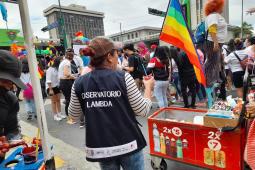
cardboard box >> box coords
[203,116,239,128]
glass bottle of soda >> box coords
[160,133,166,154]
[176,137,183,159]
[153,123,160,152]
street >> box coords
[18,98,206,170]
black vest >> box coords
[74,68,146,162]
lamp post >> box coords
[18,0,55,169]
[58,0,68,49]
[241,0,244,38]
[120,22,123,42]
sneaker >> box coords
[57,113,67,119]
[80,122,85,128]
[54,115,62,121]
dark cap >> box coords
[123,43,135,51]
[0,50,26,89]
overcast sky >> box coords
[0,0,254,38]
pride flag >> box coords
[38,67,44,79]
[160,0,206,86]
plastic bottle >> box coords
[176,137,183,158]
[182,139,188,148]
[160,133,166,154]
[170,138,176,157]
[152,123,160,152]
[165,136,171,156]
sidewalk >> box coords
[20,120,99,170]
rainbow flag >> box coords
[160,0,206,86]
[38,67,44,79]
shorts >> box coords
[47,86,61,95]
[232,71,245,88]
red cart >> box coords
[148,107,246,170]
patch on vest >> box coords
[87,100,113,108]
[82,90,121,108]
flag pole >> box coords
[18,0,56,169]
[176,0,205,72]
[158,0,171,46]
[5,21,8,30]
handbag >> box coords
[23,83,34,99]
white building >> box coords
[108,26,161,44]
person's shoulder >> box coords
[115,69,126,76]
[206,13,218,22]
[236,49,248,55]
[75,72,91,85]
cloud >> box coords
[0,0,254,39]
[229,0,255,28]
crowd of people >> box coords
[1,0,255,169]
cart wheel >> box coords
[151,159,167,170]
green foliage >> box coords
[232,22,254,38]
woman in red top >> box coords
[147,46,170,108]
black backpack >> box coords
[134,55,147,76]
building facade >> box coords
[43,4,105,40]
[108,26,161,44]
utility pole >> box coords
[120,22,123,42]
[241,0,244,38]
[18,0,55,169]
[58,0,68,50]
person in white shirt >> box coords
[222,39,235,91]
[73,55,84,74]
[58,48,77,122]
[245,36,255,59]
[46,56,65,121]
[204,0,227,108]
[20,58,36,120]
[225,49,248,97]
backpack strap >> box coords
[223,47,231,55]
[233,51,242,62]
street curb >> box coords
[19,120,100,170]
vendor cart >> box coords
[148,107,246,170]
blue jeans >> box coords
[172,72,181,96]
[99,150,144,170]
[154,81,169,108]
[25,99,36,113]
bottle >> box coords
[204,148,214,166]
[182,139,188,148]
[176,137,183,159]
[170,138,177,157]
[153,123,160,152]
[165,136,171,156]
[215,151,226,168]
[160,133,166,154]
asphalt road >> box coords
[18,97,209,170]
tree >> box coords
[232,22,254,38]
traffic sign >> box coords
[148,8,166,17]
[41,21,59,32]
